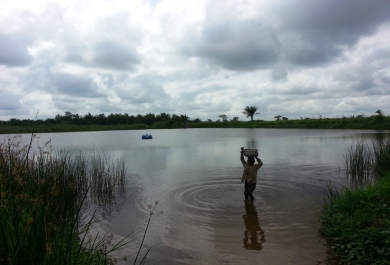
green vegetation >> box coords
[1,111,390,134]
[320,138,390,264]
[242,106,260,121]
[0,135,135,265]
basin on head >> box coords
[243,148,258,157]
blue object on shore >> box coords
[142,134,153,139]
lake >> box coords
[4,128,390,264]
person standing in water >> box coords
[240,147,263,200]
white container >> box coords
[243,149,258,157]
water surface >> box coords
[4,128,389,264]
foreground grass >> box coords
[320,175,390,265]
[320,139,390,264]
[0,135,130,265]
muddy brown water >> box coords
[6,128,390,264]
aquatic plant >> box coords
[0,135,131,265]
[344,138,390,187]
[372,139,390,178]
[344,141,374,188]
[320,138,390,264]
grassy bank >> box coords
[320,139,390,264]
[1,115,390,134]
[0,135,130,265]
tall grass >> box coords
[372,139,390,178]
[0,135,131,265]
[344,141,374,188]
[344,138,390,187]
[320,137,390,264]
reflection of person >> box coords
[240,147,263,201]
[243,200,265,250]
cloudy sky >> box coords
[1,0,390,121]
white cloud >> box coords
[1,0,390,121]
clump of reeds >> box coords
[321,137,390,264]
[344,138,390,188]
[372,139,390,178]
[344,141,374,188]
[0,135,129,265]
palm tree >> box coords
[242,106,260,121]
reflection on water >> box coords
[243,200,265,251]
[4,129,389,264]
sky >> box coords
[1,0,390,122]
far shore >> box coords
[1,115,390,134]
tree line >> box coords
[0,106,261,127]
[0,112,196,127]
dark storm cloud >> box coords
[1,0,389,122]
[184,0,390,70]
[52,74,103,98]
[93,40,141,70]
[281,34,340,66]
[279,0,390,39]
[0,33,33,67]
[187,20,280,71]
[277,0,390,66]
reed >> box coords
[372,139,390,178]
[0,135,130,265]
[320,137,390,264]
[344,141,374,188]
[344,138,390,187]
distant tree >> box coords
[282,117,288,121]
[193,118,202,123]
[274,115,282,121]
[231,117,239,122]
[180,114,189,127]
[218,114,228,122]
[242,106,260,121]
[171,114,180,121]
[55,114,63,122]
[96,113,106,125]
[207,119,212,123]
[156,113,171,121]
[375,109,385,123]
[144,113,156,125]
[375,110,383,116]
[9,118,23,126]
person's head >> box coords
[247,157,255,166]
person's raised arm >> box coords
[240,147,246,167]
[255,157,263,169]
